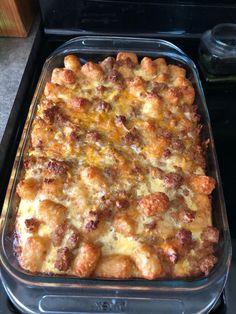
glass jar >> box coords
[199,23,236,76]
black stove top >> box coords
[0,27,235,313]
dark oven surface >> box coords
[0,31,235,313]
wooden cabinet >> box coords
[0,0,38,37]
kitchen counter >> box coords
[0,17,40,143]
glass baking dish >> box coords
[0,36,231,314]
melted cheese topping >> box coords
[15,53,217,279]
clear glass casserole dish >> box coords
[0,36,232,314]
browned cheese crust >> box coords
[14,52,218,279]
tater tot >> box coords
[16,178,41,200]
[80,166,107,192]
[31,118,55,150]
[64,55,81,72]
[44,82,56,97]
[128,76,146,97]
[51,68,76,85]
[181,85,195,106]
[19,236,49,272]
[133,244,162,279]
[37,200,67,230]
[68,97,90,112]
[153,58,168,73]
[51,68,61,84]
[113,214,136,236]
[116,52,138,65]
[73,242,101,277]
[142,93,163,118]
[94,255,134,279]
[81,62,104,81]
[189,175,216,195]
[168,64,186,78]
[140,57,156,75]
[139,192,170,216]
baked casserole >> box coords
[14,52,219,279]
